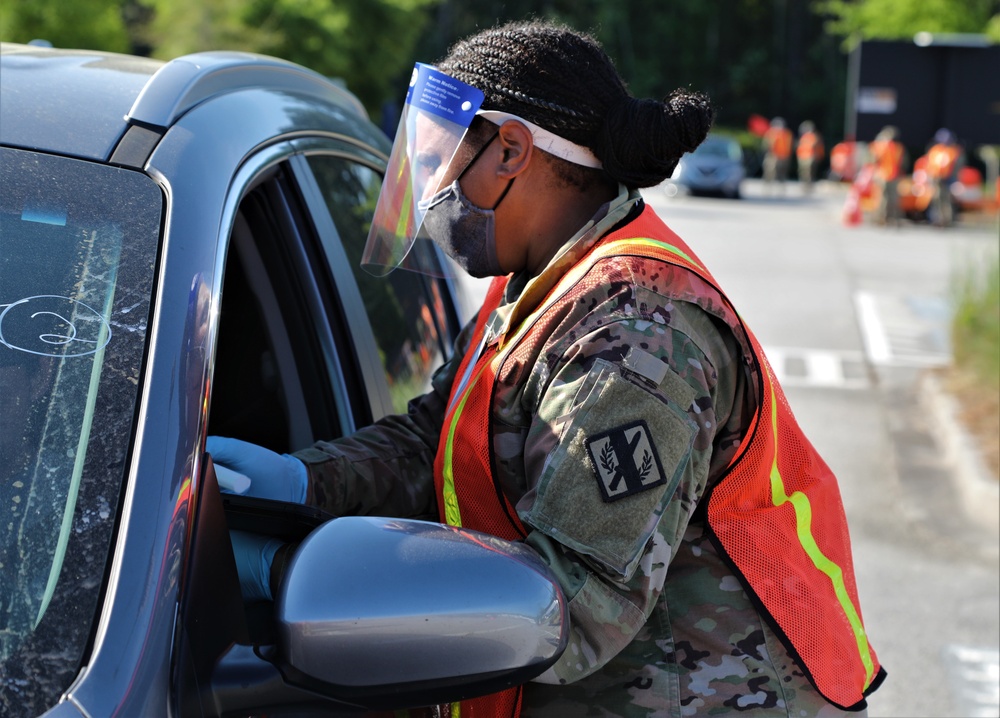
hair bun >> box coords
[596,91,715,188]
[665,89,714,152]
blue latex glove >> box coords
[207,436,308,504]
[230,530,284,602]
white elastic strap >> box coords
[477,110,603,169]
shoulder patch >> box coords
[586,420,667,502]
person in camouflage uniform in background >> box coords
[210,19,882,717]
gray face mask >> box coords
[417,131,515,278]
[418,178,512,278]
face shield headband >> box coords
[476,111,603,169]
[361,63,484,277]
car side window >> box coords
[210,168,349,453]
[304,155,458,414]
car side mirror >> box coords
[274,516,567,710]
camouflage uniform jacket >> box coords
[295,187,864,717]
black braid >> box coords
[437,20,715,189]
[485,82,594,121]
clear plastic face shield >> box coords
[361,63,485,277]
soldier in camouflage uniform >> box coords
[210,19,882,716]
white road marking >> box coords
[761,346,869,390]
[943,645,1000,717]
[854,290,951,367]
[855,291,893,363]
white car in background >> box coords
[668,133,746,199]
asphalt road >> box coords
[456,178,999,716]
[642,179,999,718]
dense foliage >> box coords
[820,0,1000,47]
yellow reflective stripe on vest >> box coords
[762,367,877,688]
[440,388,470,527]
[497,236,698,353]
[621,237,704,271]
[441,360,494,528]
[587,236,706,274]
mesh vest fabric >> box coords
[433,276,525,718]
[600,206,885,709]
[432,204,883,713]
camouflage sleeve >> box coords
[516,301,746,685]
[290,318,476,519]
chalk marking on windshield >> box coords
[0,295,112,357]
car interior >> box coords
[210,180,344,456]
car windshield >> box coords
[0,148,161,711]
[695,137,742,161]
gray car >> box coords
[666,133,746,199]
[0,43,566,717]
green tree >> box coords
[0,0,130,52]
[820,0,1000,45]
[142,0,439,116]
[141,0,277,59]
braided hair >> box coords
[437,19,715,189]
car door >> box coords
[175,140,466,716]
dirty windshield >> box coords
[0,147,161,709]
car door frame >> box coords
[286,146,396,423]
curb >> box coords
[920,371,1000,538]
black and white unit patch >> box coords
[586,420,668,503]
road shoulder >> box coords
[920,370,1000,540]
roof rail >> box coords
[127,51,367,128]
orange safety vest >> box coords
[926,144,960,180]
[869,139,904,181]
[432,274,526,718]
[797,131,824,161]
[766,126,793,159]
[434,206,885,714]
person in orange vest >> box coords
[830,138,868,182]
[925,128,965,226]
[209,19,885,717]
[868,125,907,226]
[763,116,794,190]
[796,120,825,193]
